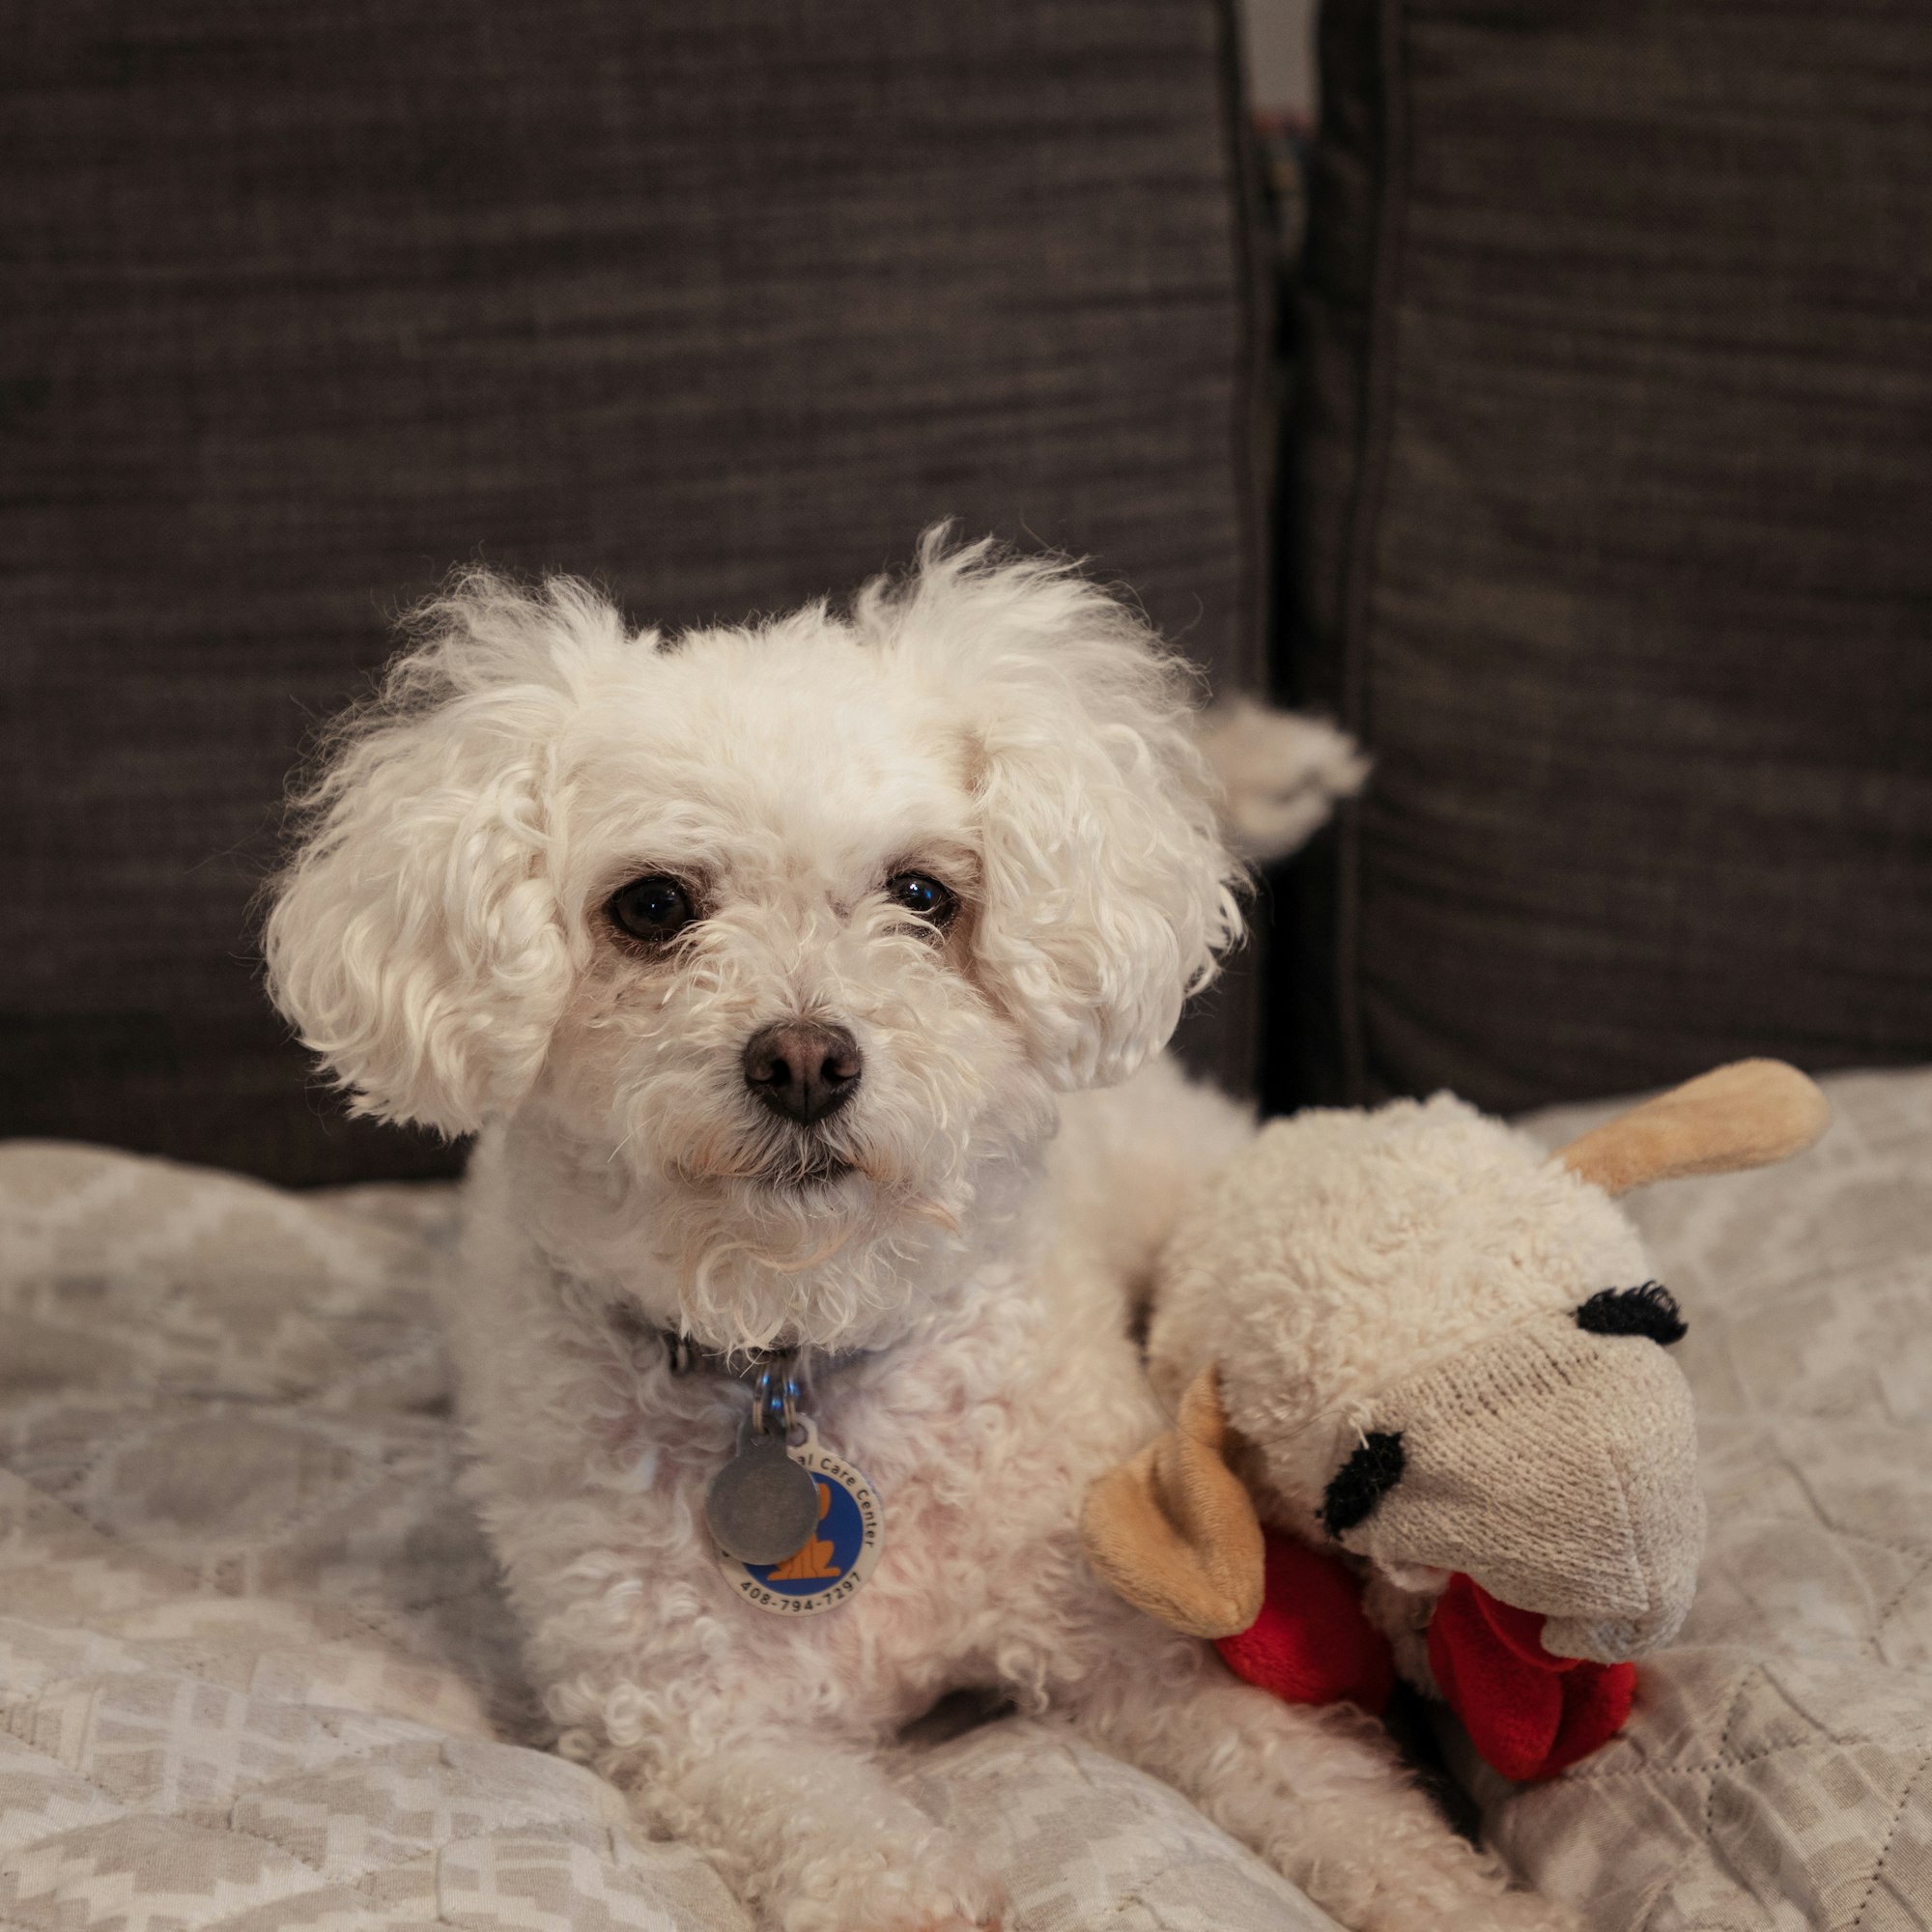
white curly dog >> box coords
[266,534,1568,1932]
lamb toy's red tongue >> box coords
[1424,1571,1635,1780]
[1215,1535,1634,1782]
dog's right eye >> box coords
[609,874,696,944]
[882,871,957,929]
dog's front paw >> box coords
[775,1827,1004,1932]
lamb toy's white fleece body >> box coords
[267,534,1568,1932]
[1084,1061,1829,1748]
[1149,1094,1702,1673]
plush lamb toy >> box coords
[1082,1061,1830,1782]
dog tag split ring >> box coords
[704,1414,823,1565]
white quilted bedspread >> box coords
[1,1065,1928,1930]
[0,1141,1332,1932]
[1501,1068,1932,1930]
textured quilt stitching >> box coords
[2,1393,169,1514]
[310,1332,451,1415]
[0,1686,393,1798]
[1633,1861,1693,1932]
[0,1705,132,1824]
[1849,1747,1932,1931]
[186,1806,653,1932]
[0,1713,595,1932]
[1867,1549,1932,1655]
[1554,1730,1909,1786]
[213,1767,586,1875]
[1,1472,423,1682]
[0,1706,136,1812]
[1698,1664,1756,1848]
[347,1580,506,1652]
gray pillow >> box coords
[1293,0,1932,1110]
[2,0,1269,1179]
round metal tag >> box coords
[717,1422,884,1616]
[704,1415,823,1565]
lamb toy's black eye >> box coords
[1321,1431,1406,1537]
[883,871,957,928]
[610,874,696,943]
[1576,1282,1687,1346]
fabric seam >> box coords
[1208,0,1275,1098]
[1331,0,1411,1101]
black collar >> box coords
[658,1326,784,1382]
[621,1310,873,1385]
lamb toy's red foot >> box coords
[1425,1571,1635,1781]
[1214,1535,1396,1716]
[1215,1536,1634,1782]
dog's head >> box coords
[266,533,1244,1348]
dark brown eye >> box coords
[610,874,696,944]
[883,870,957,929]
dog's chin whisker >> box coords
[739,1131,867,1191]
[667,1151,766,1186]
[655,1118,772,1186]
[904,1197,962,1235]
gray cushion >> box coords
[3,0,1269,1181]
[1293,0,1932,1110]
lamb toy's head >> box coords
[1084,1062,1830,1703]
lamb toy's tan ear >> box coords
[1079,1368,1264,1640]
[1555,1059,1830,1198]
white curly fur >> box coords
[266,534,1564,1932]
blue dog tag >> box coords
[717,1422,884,1616]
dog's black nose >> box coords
[742,1021,863,1126]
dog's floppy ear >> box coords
[1554,1059,1830,1198]
[1081,1369,1265,1640]
[265,573,612,1135]
[865,533,1245,1089]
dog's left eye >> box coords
[882,871,957,928]
[609,874,696,943]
